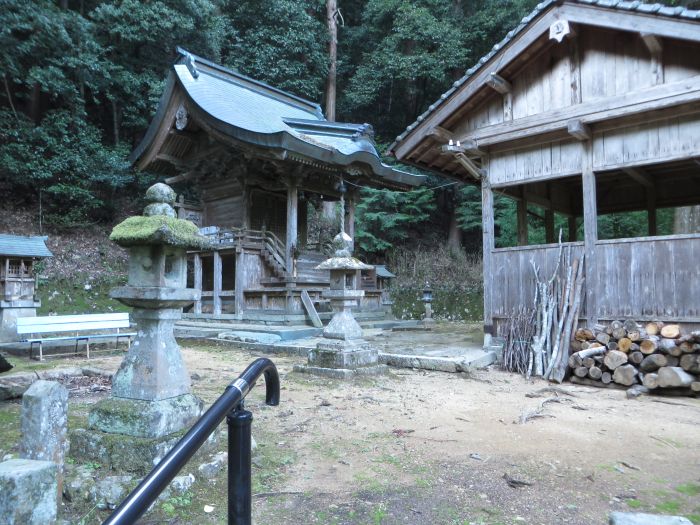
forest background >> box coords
[1,0,699,320]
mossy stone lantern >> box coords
[75,183,212,465]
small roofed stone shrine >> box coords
[129,48,424,324]
[71,183,212,472]
[0,234,52,342]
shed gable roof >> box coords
[0,235,52,258]
[388,0,700,160]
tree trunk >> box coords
[324,0,338,121]
[446,194,462,251]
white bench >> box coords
[16,313,136,361]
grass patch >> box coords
[627,499,643,509]
[656,500,682,514]
[685,514,700,525]
[37,276,128,316]
[676,483,700,497]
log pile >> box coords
[568,321,700,396]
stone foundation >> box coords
[69,426,219,475]
[0,459,57,524]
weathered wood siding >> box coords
[491,242,585,318]
[592,115,700,170]
[489,139,582,186]
[596,235,700,320]
[455,27,700,140]
[491,234,700,322]
[488,114,700,186]
[201,179,245,227]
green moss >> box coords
[110,215,210,249]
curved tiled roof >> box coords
[387,0,700,156]
[131,49,425,189]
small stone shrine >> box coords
[294,231,387,378]
[0,234,52,343]
[71,183,211,473]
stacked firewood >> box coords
[567,320,700,396]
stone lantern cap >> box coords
[315,232,372,271]
[109,183,210,250]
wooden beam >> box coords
[559,3,700,44]
[155,153,186,168]
[486,73,511,95]
[193,254,202,314]
[164,171,196,185]
[454,153,483,180]
[641,33,662,56]
[545,209,555,244]
[568,216,578,242]
[459,75,700,147]
[517,189,528,246]
[503,91,513,122]
[567,119,591,141]
[481,170,495,336]
[285,179,299,279]
[622,167,654,189]
[427,126,454,144]
[235,251,245,315]
[641,33,664,86]
[345,194,356,240]
[213,251,222,316]
[581,142,598,326]
[647,190,657,236]
[568,32,581,105]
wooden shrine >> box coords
[389,0,700,334]
[0,234,52,342]
[130,49,423,322]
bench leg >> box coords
[74,336,80,356]
[86,339,90,359]
[39,342,43,362]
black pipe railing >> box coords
[103,358,280,525]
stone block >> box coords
[90,475,134,510]
[310,340,378,369]
[0,458,58,524]
[20,380,68,469]
[69,426,219,475]
[88,393,203,439]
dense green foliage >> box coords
[0,0,692,248]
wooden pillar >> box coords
[235,249,245,315]
[545,209,555,244]
[213,251,222,316]
[285,180,298,279]
[345,193,356,240]
[568,216,578,242]
[517,191,528,246]
[647,190,657,236]
[482,175,495,336]
[581,142,598,326]
[193,254,202,315]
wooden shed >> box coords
[131,49,424,323]
[389,0,700,336]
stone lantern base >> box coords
[293,339,388,379]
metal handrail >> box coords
[103,358,280,525]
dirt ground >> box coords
[2,339,699,524]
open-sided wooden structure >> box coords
[131,49,423,323]
[389,0,700,334]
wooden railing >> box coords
[198,227,288,277]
